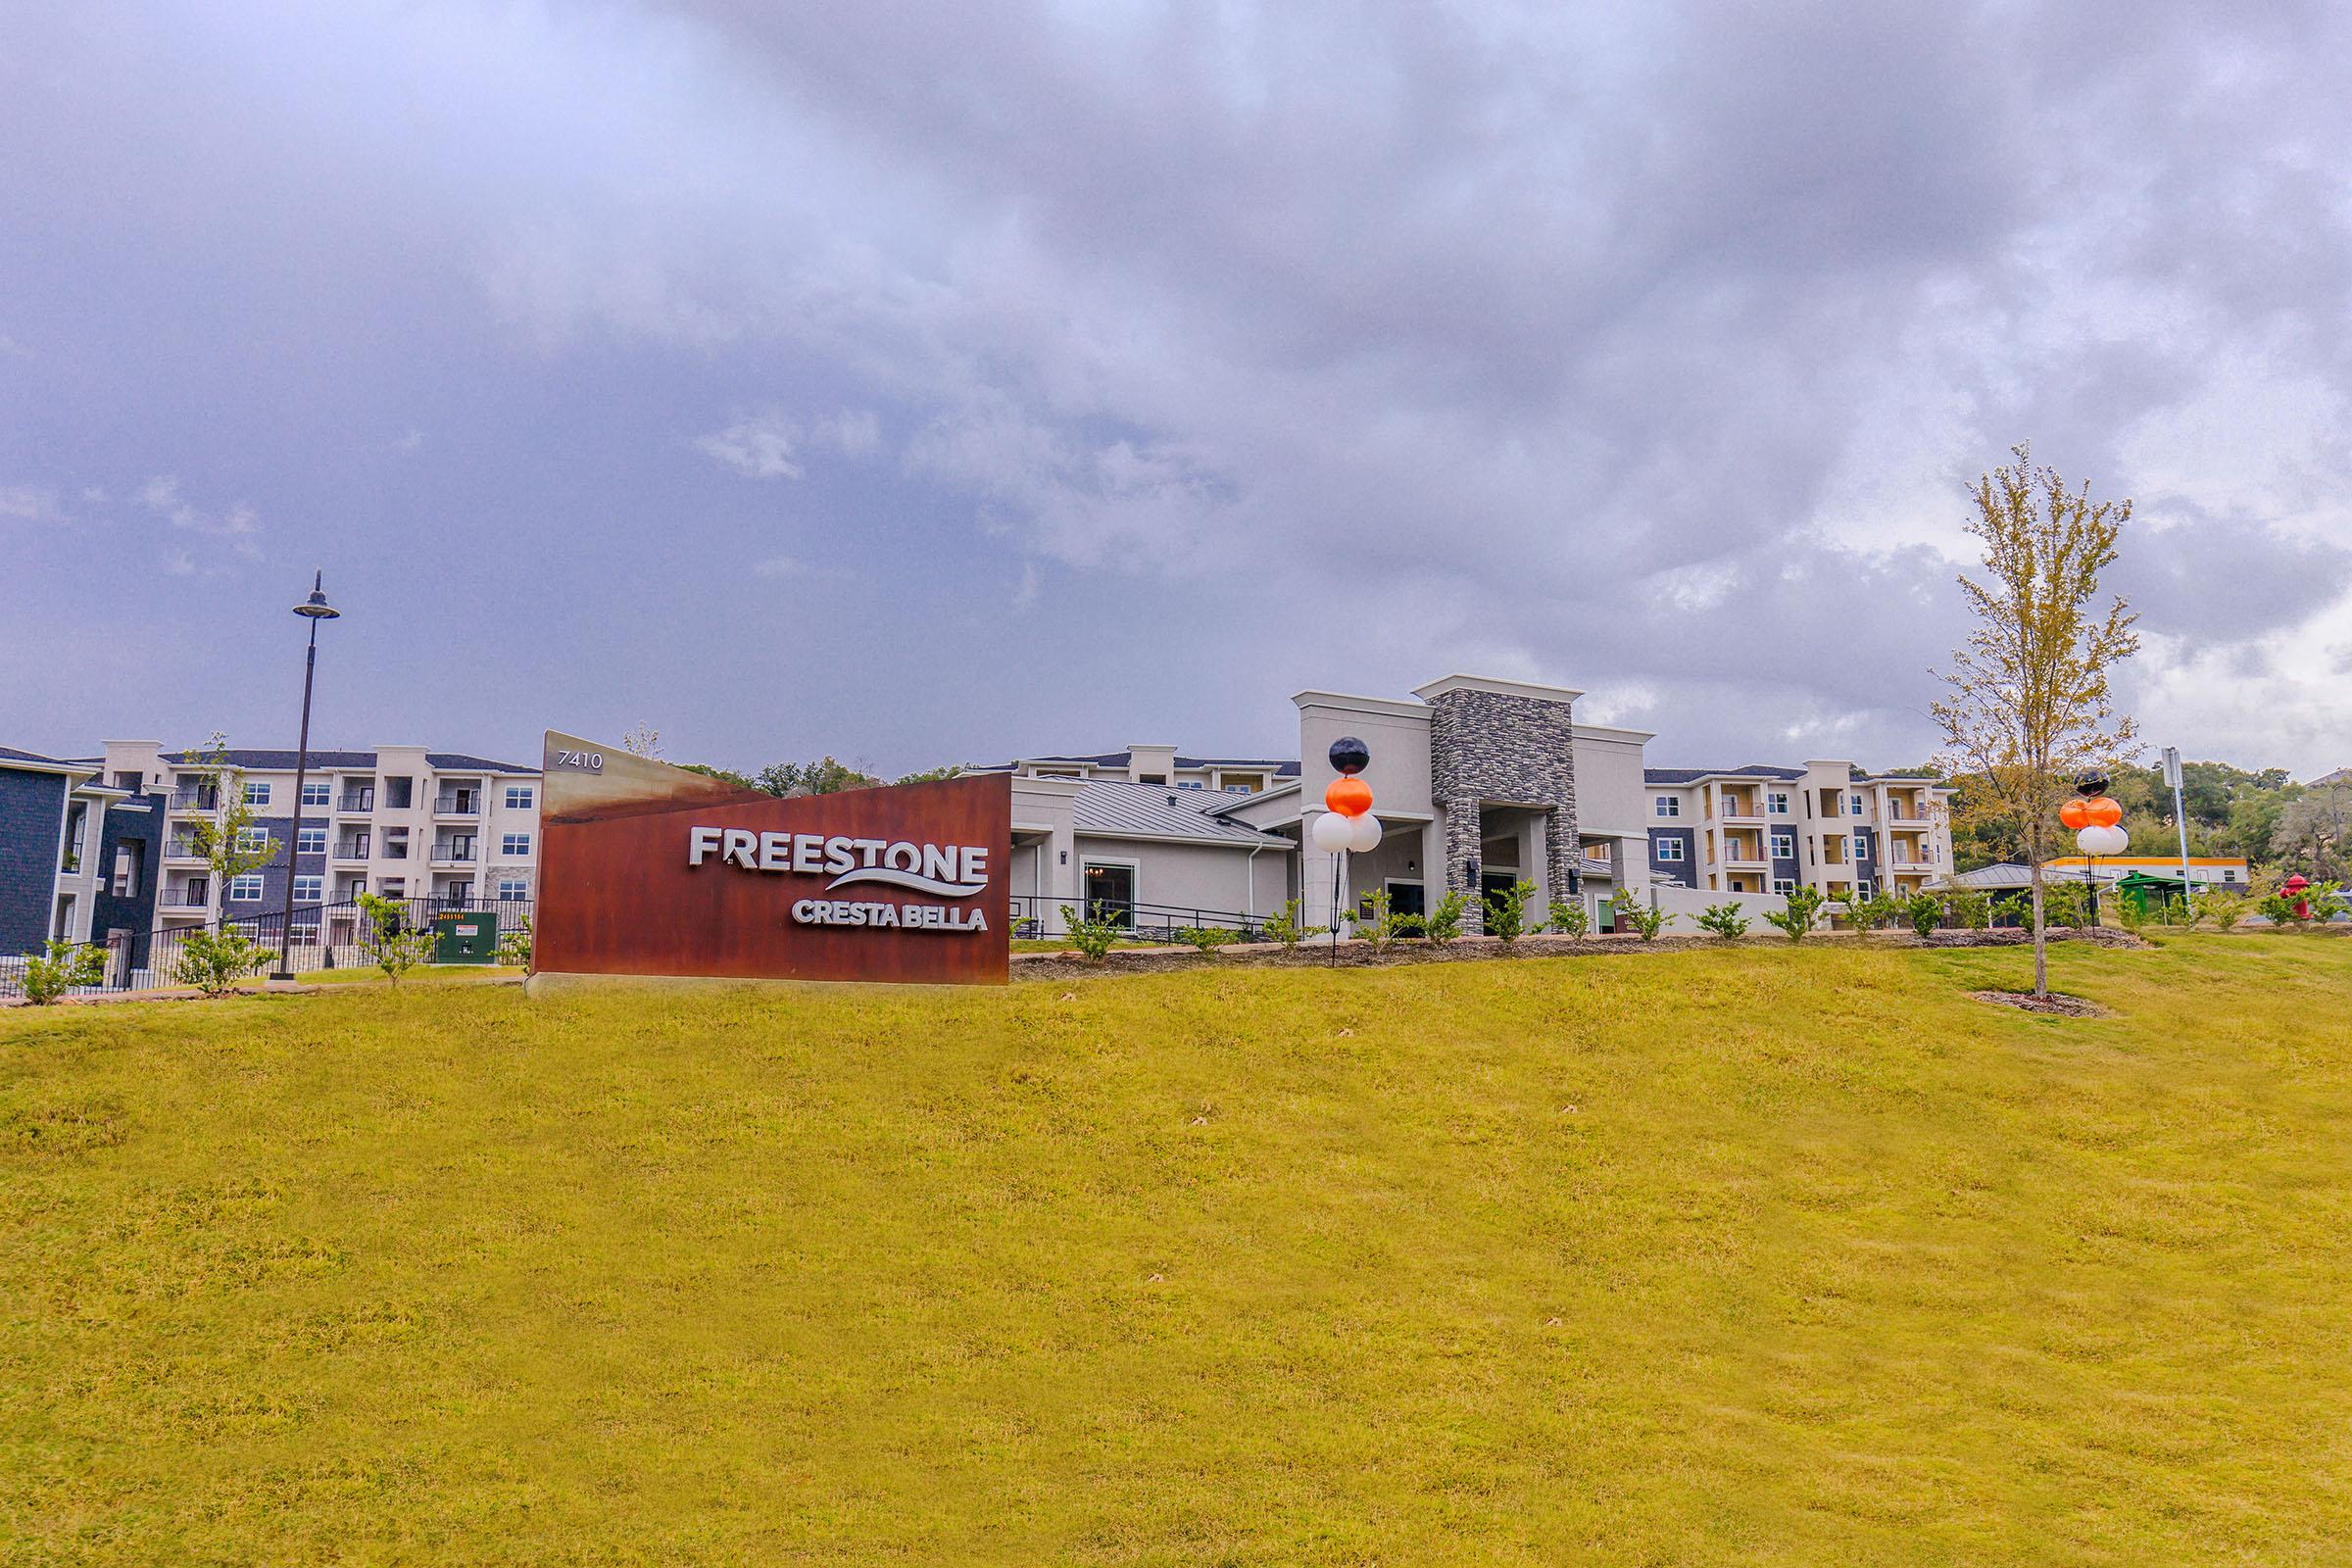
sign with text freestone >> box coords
[533,730,1011,986]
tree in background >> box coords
[1888,757,2305,872]
[681,757,970,796]
[618,724,662,759]
[182,733,282,893]
[2275,786,2352,880]
[1931,446,2140,999]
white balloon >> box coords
[2076,823,2129,857]
[1310,811,1353,853]
[1348,812,1384,853]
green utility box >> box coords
[432,909,500,965]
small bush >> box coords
[357,893,435,983]
[1423,890,1468,945]
[1947,889,1993,930]
[1351,888,1414,955]
[1176,925,1238,955]
[1056,906,1125,961]
[172,928,272,997]
[2196,891,2248,932]
[19,940,106,1004]
[1900,893,1942,939]
[496,914,534,969]
[1485,879,1537,943]
[1611,891,1673,942]
[1545,899,1589,937]
[1696,903,1749,942]
[1763,887,1826,943]
[1259,898,1325,948]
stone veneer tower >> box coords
[1419,678,1582,934]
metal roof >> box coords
[1642,765,1804,784]
[156,748,538,774]
[0,744,73,766]
[1070,780,1294,847]
[988,750,1300,777]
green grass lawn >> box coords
[5,935,2350,1564]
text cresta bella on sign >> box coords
[686,825,993,933]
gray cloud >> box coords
[2,1,2350,774]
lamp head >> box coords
[293,569,340,620]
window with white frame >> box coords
[227,874,264,902]
[236,827,270,856]
[504,784,534,810]
[1655,838,1686,862]
[1654,796,1680,817]
[1847,793,1864,815]
[242,781,271,807]
[501,833,531,857]
[1767,792,1789,814]
[293,875,322,903]
[497,878,529,901]
[1773,878,1796,897]
[291,923,319,944]
[296,826,326,855]
[301,782,330,808]
[1770,831,1795,859]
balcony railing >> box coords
[169,788,219,810]
[161,888,213,908]
[430,841,476,863]
[433,796,479,816]
[334,838,371,860]
[338,789,375,812]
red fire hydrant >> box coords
[2283,873,2312,921]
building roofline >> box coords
[1410,673,1585,706]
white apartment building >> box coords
[1642,763,1955,899]
[96,741,541,948]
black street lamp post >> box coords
[272,570,340,980]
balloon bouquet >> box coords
[2060,770,2126,923]
[1309,737,1380,962]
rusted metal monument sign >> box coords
[532,730,1011,986]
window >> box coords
[497,878,529,901]
[1081,861,1137,927]
[384,777,414,809]
[1855,880,1875,898]
[504,784,534,810]
[291,924,319,944]
[243,781,271,807]
[1767,792,1789,814]
[296,826,326,856]
[378,878,405,898]
[1177,780,1204,790]
[501,833,532,857]
[1773,878,1796,897]
[2224,868,2238,883]
[1847,793,1864,815]
[236,827,270,856]
[1655,838,1686,862]
[293,875,322,903]
[114,769,144,792]
[228,874,264,902]
[301,782,330,808]
[111,844,143,897]
[1137,773,1167,786]
[1654,796,1680,817]
[1770,831,1795,859]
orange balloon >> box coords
[2059,798,2092,830]
[1324,775,1374,818]
[2082,796,2123,828]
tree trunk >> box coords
[2029,859,2049,999]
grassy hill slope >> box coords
[5,937,2350,1564]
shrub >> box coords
[172,927,272,996]
[1696,903,1749,942]
[1610,890,1673,942]
[1836,890,1892,938]
[1423,890,1469,945]
[1175,925,1238,955]
[1056,906,1125,961]
[1946,889,1993,930]
[2194,890,2247,932]
[357,893,436,983]
[1991,891,2032,928]
[2039,881,2090,931]
[1485,879,1537,943]
[19,940,105,1004]
[496,914,534,969]
[1545,899,1589,937]
[1900,893,1942,939]
[1351,888,1410,954]
[2114,897,2151,935]
[1763,887,1826,943]
[1258,898,1325,948]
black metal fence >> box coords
[1,895,535,1000]
[1005,894,1265,945]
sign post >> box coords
[2164,746,2192,913]
[530,730,1011,988]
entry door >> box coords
[1481,872,1520,906]
[1386,881,1425,917]
[1083,862,1136,927]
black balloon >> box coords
[2073,769,2111,797]
[1329,736,1370,776]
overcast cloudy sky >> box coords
[5,2,2350,777]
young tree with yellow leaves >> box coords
[1932,446,2141,998]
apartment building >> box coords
[0,745,161,977]
[1642,763,1954,899]
[997,748,1299,795]
[95,741,541,949]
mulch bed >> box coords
[1969,989,2113,1018]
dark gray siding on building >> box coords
[0,767,68,955]
[1647,827,1695,886]
[90,794,165,967]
